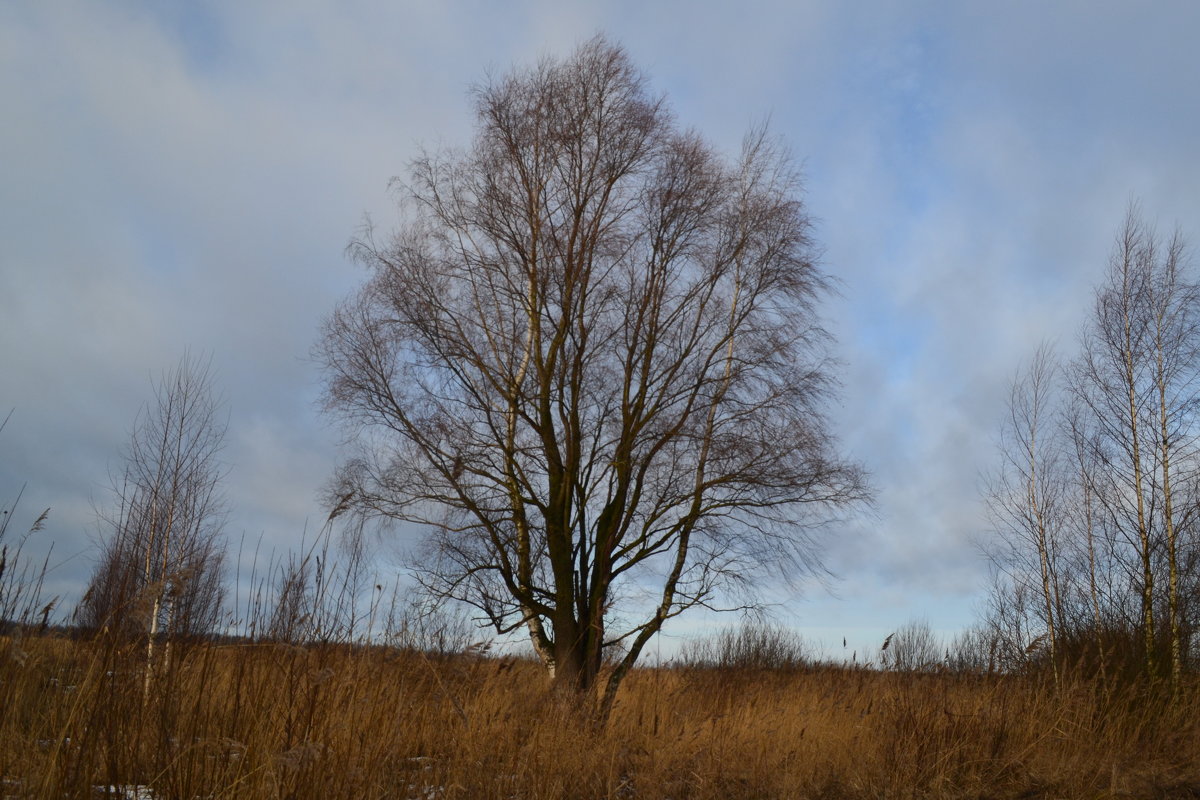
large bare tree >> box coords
[319,38,867,708]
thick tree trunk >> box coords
[550,617,603,696]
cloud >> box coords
[3,1,1200,642]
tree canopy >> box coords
[319,37,867,706]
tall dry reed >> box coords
[3,627,1199,799]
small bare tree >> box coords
[1063,394,1112,675]
[881,619,941,672]
[319,37,867,712]
[1074,212,1161,673]
[985,344,1068,680]
[78,356,228,658]
[1142,224,1199,684]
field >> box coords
[2,632,1199,799]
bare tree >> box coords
[1142,224,1199,684]
[985,344,1067,679]
[881,619,942,672]
[78,355,228,656]
[984,208,1200,681]
[1071,212,1159,673]
[1063,394,1111,674]
[319,37,867,710]
[1070,210,1199,678]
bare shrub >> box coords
[680,620,809,671]
[881,619,942,672]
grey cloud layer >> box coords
[3,1,1199,642]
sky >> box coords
[3,1,1200,660]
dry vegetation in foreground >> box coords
[2,629,1199,800]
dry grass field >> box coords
[2,630,1198,799]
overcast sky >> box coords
[3,1,1200,658]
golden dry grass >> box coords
[2,633,1199,799]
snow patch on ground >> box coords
[94,786,155,799]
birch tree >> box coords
[319,37,867,709]
[1142,222,1198,683]
[1067,210,1200,678]
[987,209,1200,679]
[78,356,228,655]
[986,345,1067,678]
[1073,212,1162,673]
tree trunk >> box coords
[1121,292,1156,676]
[1027,420,1059,685]
[1154,307,1184,686]
[550,617,602,695]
